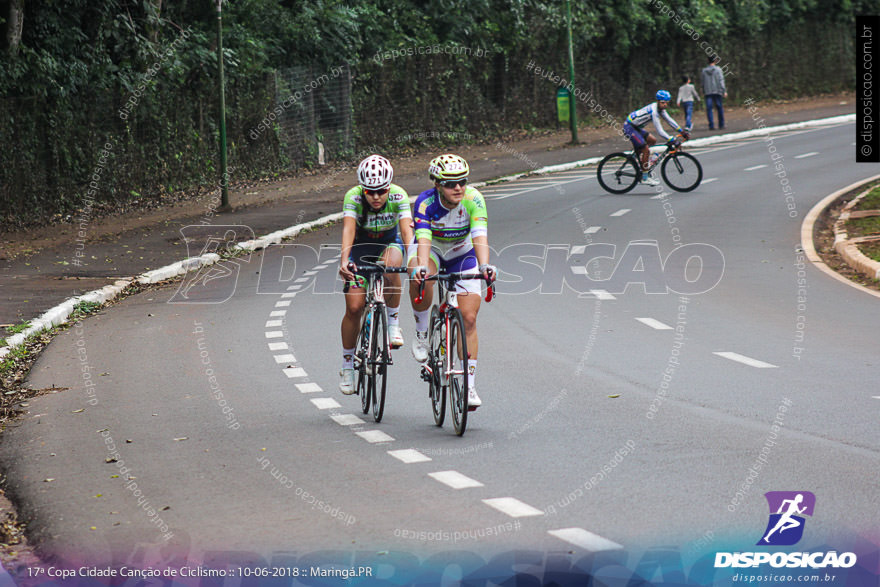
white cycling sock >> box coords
[414,309,430,332]
[342,347,355,369]
[388,306,400,327]
[468,359,477,389]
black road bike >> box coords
[597,134,702,194]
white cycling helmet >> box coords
[357,155,393,190]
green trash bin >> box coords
[556,88,571,123]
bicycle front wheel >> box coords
[428,306,445,427]
[661,152,702,192]
[357,318,370,414]
[371,305,388,423]
[447,308,469,436]
[597,153,640,194]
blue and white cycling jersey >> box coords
[627,102,683,141]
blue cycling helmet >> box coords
[656,90,672,101]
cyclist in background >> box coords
[623,90,689,186]
[408,154,494,410]
[338,155,413,394]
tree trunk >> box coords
[6,0,24,56]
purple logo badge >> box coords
[757,491,816,546]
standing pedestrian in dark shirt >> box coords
[701,55,727,130]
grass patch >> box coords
[5,322,30,336]
[855,186,880,210]
[0,342,32,377]
[861,241,880,263]
[70,300,102,322]
[846,215,880,238]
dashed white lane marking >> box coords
[302,270,318,276]
[265,331,284,339]
[275,300,291,307]
[584,226,602,234]
[286,286,299,291]
[482,497,544,518]
[571,266,588,275]
[294,277,310,283]
[296,383,323,393]
[548,528,623,551]
[281,292,297,298]
[428,470,485,489]
[270,310,287,317]
[590,289,616,300]
[273,354,297,363]
[795,152,819,159]
[312,265,328,270]
[388,449,432,464]
[331,413,365,426]
[356,430,395,443]
[745,164,767,171]
[650,192,671,200]
[267,342,288,351]
[703,177,718,184]
[872,396,880,400]
[283,367,308,378]
[610,209,631,217]
[265,320,283,327]
[636,317,673,330]
[311,398,342,410]
[713,351,778,368]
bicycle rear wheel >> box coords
[597,152,640,194]
[447,308,469,436]
[357,318,370,414]
[661,152,702,192]
[428,306,445,427]
[371,305,388,422]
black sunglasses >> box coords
[439,179,468,188]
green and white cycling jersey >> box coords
[342,184,412,244]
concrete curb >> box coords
[0,213,344,360]
[0,114,862,360]
[832,187,880,281]
[801,174,880,300]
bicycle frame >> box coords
[416,272,495,384]
[350,263,408,370]
[434,279,464,385]
[640,135,685,175]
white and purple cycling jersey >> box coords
[626,102,683,142]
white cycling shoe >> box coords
[389,324,404,349]
[467,387,482,410]
[641,174,660,186]
[412,331,429,363]
[339,368,355,395]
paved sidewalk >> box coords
[0,96,856,327]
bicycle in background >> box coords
[597,134,702,194]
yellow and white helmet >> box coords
[428,154,469,182]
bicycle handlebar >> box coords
[347,262,409,275]
[414,271,496,304]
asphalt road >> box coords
[2,121,878,583]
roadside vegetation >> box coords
[1,0,865,229]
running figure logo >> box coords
[757,491,816,546]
